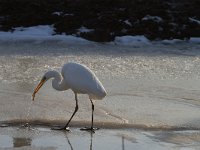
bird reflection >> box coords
[122,136,125,150]
[65,135,73,150]
[90,132,93,150]
[13,137,31,147]
[64,132,93,150]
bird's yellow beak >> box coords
[32,78,46,101]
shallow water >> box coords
[0,40,200,130]
[1,126,200,150]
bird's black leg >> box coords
[91,99,94,129]
[52,93,78,131]
[80,99,99,133]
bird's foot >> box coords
[51,126,70,131]
[80,127,99,133]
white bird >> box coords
[32,62,106,132]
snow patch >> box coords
[157,38,200,45]
[13,25,55,36]
[142,15,163,23]
[52,12,63,16]
[0,25,199,45]
[77,26,94,33]
[114,35,151,46]
[190,37,200,44]
[0,25,91,44]
[124,20,132,26]
[160,39,184,44]
[189,17,200,25]
[64,13,74,16]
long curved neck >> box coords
[46,70,69,91]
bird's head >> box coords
[32,71,59,101]
[32,76,47,101]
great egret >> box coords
[32,62,106,132]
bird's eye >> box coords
[42,76,47,80]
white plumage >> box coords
[32,62,106,132]
[61,63,106,99]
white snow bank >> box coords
[114,35,151,46]
[0,25,199,45]
[0,25,91,44]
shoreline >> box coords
[1,120,200,131]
